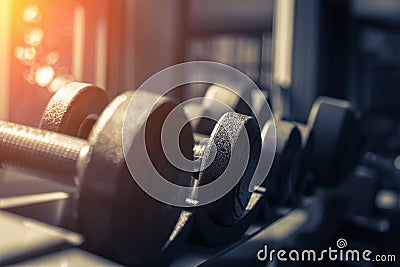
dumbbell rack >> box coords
[0,166,298,266]
[1,84,399,266]
[4,165,398,267]
[170,210,294,266]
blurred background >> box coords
[1,0,400,141]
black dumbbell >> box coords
[186,84,272,134]
[23,83,263,258]
[184,102,264,245]
[198,85,360,198]
[0,83,195,266]
[43,83,263,233]
[191,85,303,208]
[263,121,302,208]
[293,96,360,195]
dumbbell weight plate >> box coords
[307,97,359,187]
[263,121,302,207]
[194,85,272,133]
[79,91,194,266]
[39,83,109,138]
[291,123,315,202]
[190,112,262,245]
[194,85,253,135]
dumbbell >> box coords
[0,83,196,266]
[39,83,109,229]
[190,85,302,208]
[43,84,262,241]
[198,85,360,197]
[12,83,263,258]
[293,96,360,193]
[259,97,359,204]
[183,104,263,245]
[187,84,270,135]
[260,121,302,209]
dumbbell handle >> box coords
[0,121,90,186]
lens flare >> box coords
[24,28,43,46]
[22,5,41,23]
[35,65,55,87]
[23,69,35,84]
[15,46,37,65]
[46,51,60,65]
[14,46,24,59]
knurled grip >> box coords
[0,121,90,186]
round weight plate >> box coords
[79,91,193,266]
[199,112,261,225]
[308,96,358,187]
[191,112,261,245]
[39,82,109,138]
[291,123,315,202]
[264,121,302,206]
[189,187,266,245]
[204,85,253,118]
[196,85,253,135]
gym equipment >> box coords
[1,82,265,264]
[0,85,195,266]
[263,121,302,207]
[194,112,261,220]
[40,83,109,139]
[0,210,82,266]
[187,106,262,245]
[0,169,74,227]
[190,85,253,135]
[200,84,359,193]
[196,85,303,207]
[12,248,119,266]
[42,83,264,244]
[295,96,360,189]
[251,120,302,222]
[191,85,272,135]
